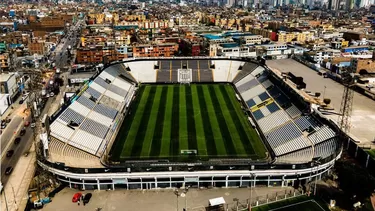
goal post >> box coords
[180,149,197,155]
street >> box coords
[0,19,83,211]
[54,20,82,68]
[0,122,34,185]
[0,115,23,153]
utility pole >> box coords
[23,67,44,200]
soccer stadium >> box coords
[39,58,342,190]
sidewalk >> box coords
[43,186,294,211]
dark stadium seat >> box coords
[266,102,280,113]
[252,109,264,120]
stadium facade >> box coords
[39,57,342,190]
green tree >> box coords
[335,160,375,201]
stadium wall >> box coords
[38,152,339,190]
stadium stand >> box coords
[59,108,85,125]
[308,126,336,145]
[157,60,171,82]
[171,60,181,82]
[234,65,338,163]
[261,79,273,89]
[313,138,339,158]
[251,66,266,77]
[189,60,199,81]
[126,61,156,83]
[257,110,291,133]
[265,121,311,155]
[200,60,213,82]
[48,137,103,168]
[285,104,302,119]
[236,78,258,94]
[93,103,118,119]
[86,87,102,99]
[276,147,313,164]
[232,62,259,84]
[294,115,321,132]
[80,118,109,139]
[213,60,244,82]
[241,84,266,102]
[49,65,136,157]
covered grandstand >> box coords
[49,64,136,158]
[42,57,341,190]
[234,66,338,164]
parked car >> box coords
[19,99,24,104]
[20,128,26,136]
[5,167,13,175]
[83,193,92,205]
[1,121,6,129]
[24,121,30,127]
[14,137,21,144]
[31,122,36,128]
[72,193,82,202]
[6,150,14,157]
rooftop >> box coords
[202,34,223,40]
[220,43,240,48]
[0,73,14,82]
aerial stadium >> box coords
[39,57,341,190]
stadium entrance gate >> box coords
[178,68,192,84]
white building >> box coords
[306,49,341,64]
[216,44,257,57]
[243,35,263,45]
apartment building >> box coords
[305,49,341,64]
[243,35,263,45]
[248,28,277,41]
[351,57,375,74]
[0,53,10,71]
[132,43,179,57]
[76,46,130,64]
[28,41,47,55]
[277,31,314,43]
[216,43,257,57]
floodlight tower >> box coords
[338,66,355,148]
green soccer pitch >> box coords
[110,84,268,162]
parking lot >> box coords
[42,186,292,211]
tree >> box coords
[335,160,375,201]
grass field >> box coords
[366,149,375,159]
[110,84,267,162]
[252,196,330,211]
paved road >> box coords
[267,59,375,144]
[55,20,82,68]
[0,122,34,185]
[0,116,23,153]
